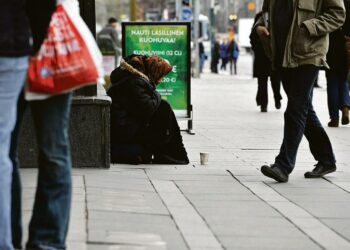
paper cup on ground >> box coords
[200,153,209,165]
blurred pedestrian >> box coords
[210,40,220,73]
[326,0,350,127]
[250,12,282,112]
[257,0,345,182]
[219,39,229,71]
[228,38,240,75]
[199,40,206,73]
[0,1,29,249]
[108,54,189,165]
[97,17,121,67]
[9,1,73,250]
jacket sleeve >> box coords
[303,0,345,37]
[120,78,161,122]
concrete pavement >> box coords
[20,53,350,249]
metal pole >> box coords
[193,0,200,78]
[130,0,137,21]
[176,0,182,20]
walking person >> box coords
[0,1,29,249]
[257,0,345,182]
[199,41,206,73]
[210,40,220,74]
[219,39,229,71]
[250,12,282,112]
[228,38,240,75]
[326,0,350,127]
[10,1,74,249]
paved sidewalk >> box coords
[21,54,350,249]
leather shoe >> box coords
[304,162,336,178]
[261,164,289,183]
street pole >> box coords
[130,0,137,21]
[176,0,182,20]
[193,0,200,78]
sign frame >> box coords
[122,22,194,133]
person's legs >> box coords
[304,102,336,165]
[10,91,28,249]
[233,58,237,75]
[275,65,319,174]
[339,73,350,125]
[26,93,72,250]
[326,71,340,120]
[0,56,27,250]
[256,76,268,110]
[270,70,282,108]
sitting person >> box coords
[107,54,189,165]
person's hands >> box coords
[256,26,270,36]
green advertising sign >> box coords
[122,22,191,118]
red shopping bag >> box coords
[28,4,99,94]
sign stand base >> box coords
[180,105,195,135]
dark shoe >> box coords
[328,119,339,127]
[261,164,289,183]
[261,106,267,112]
[304,162,336,178]
[341,107,349,125]
[275,100,281,110]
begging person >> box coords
[107,54,189,165]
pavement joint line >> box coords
[151,179,225,250]
[226,170,327,249]
[173,181,227,250]
[323,177,350,194]
[144,169,191,250]
[229,168,350,250]
[264,181,350,247]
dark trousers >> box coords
[326,70,350,119]
[229,58,238,75]
[275,65,336,173]
[256,71,282,107]
[10,92,72,250]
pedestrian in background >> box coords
[210,40,220,74]
[97,17,121,67]
[199,40,206,73]
[219,38,229,71]
[250,12,282,112]
[257,0,345,182]
[9,1,74,250]
[0,1,29,249]
[228,38,239,75]
[326,0,350,127]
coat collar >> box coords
[119,59,150,82]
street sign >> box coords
[181,7,192,21]
[122,22,192,119]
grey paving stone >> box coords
[321,218,350,241]
[219,236,321,250]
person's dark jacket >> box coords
[108,67,161,145]
[250,13,271,78]
[0,0,56,57]
[327,0,350,75]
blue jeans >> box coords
[10,93,72,250]
[0,56,28,250]
[275,65,336,173]
[326,70,350,119]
